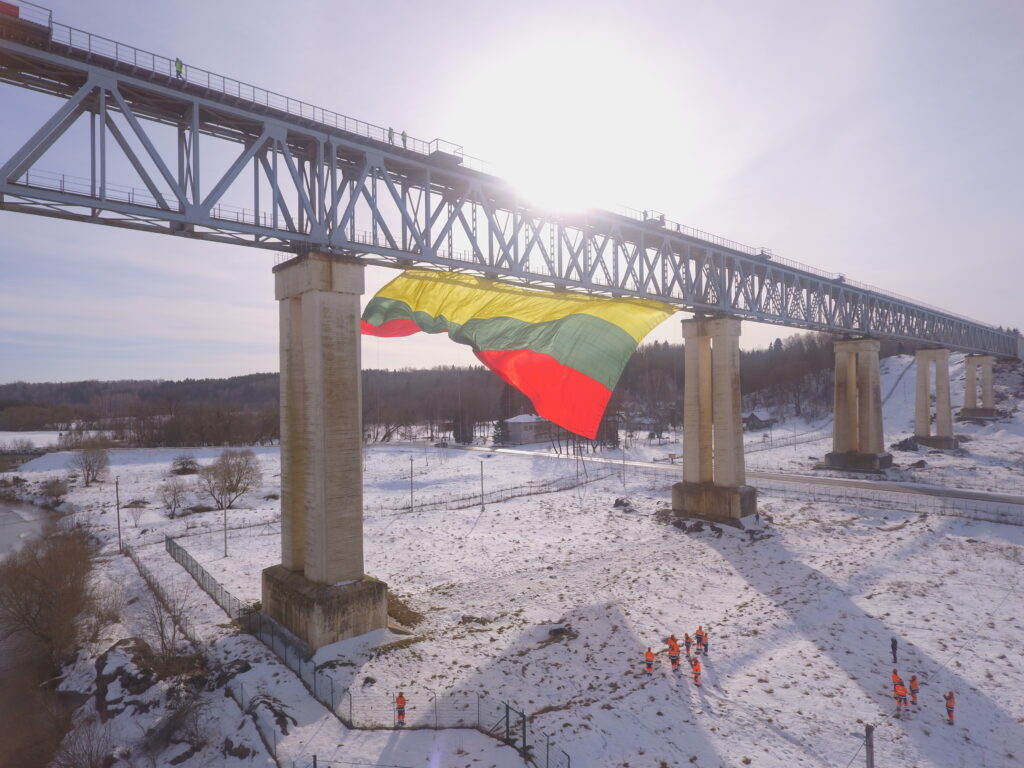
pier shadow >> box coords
[704,523,1024,766]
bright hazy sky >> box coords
[1,0,1022,382]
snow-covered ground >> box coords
[0,429,64,448]
[7,353,1024,767]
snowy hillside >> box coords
[7,354,1024,768]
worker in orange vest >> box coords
[908,675,920,706]
[891,668,903,691]
[683,632,693,657]
[666,635,680,670]
[395,691,407,726]
[694,626,705,654]
[943,691,955,724]
[702,626,710,656]
[893,680,909,713]
[691,656,702,687]
[644,647,655,674]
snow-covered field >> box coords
[7,353,1024,767]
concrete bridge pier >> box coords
[914,349,958,448]
[960,354,997,419]
[825,338,893,470]
[672,316,757,526]
[262,252,387,651]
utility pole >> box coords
[865,723,874,768]
[480,461,484,509]
[115,476,122,553]
[223,503,228,558]
[409,456,414,512]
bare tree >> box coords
[143,584,193,663]
[50,718,113,768]
[68,442,109,487]
[159,476,188,517]
[197,449,262,510]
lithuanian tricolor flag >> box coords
[361,270,675,439]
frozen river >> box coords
[0,500,51,558]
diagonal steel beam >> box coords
[0,78,96,183]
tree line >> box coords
[0,331,920,445]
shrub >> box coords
[41,477,68,503]
[0,529,93,664]
[170,455,200,475]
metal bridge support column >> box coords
[961,354,997,419]
[826,339,893,470]
[262,252,387,651]
[914,349,958,448]
[673,316,757,526]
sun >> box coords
[457,34,669,214]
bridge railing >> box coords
[2,0,481,172]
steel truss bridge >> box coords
[0,3,1019,358]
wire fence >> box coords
[165,535,255,619]
[123,542,199,643]
[744,429,831,454]
[398,470,614,514]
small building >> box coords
[504,413,557,445]
[742,413,778,432]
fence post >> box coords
[522,710,528,756]
[865,723,874,768]
[505,702,510,744]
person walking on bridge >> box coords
[174,57,184,80]
[401,129,408,149]
[944,691,955,724]
[388,126,395,144]
[644,647,655,674]
[395,691,407,726]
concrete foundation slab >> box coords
[672,481,757,526]
[915,435,961,450]
[824,451,894,471]
[262,565,388,650]
[959,407,997,420]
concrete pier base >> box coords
[262,566,388,650]
[672,482,757,527]
[823,451,894,471]
[914,436,961,449]
[959,407,997,420]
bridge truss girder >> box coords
[0,34,1018,358]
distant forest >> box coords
[0,332,919,446]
